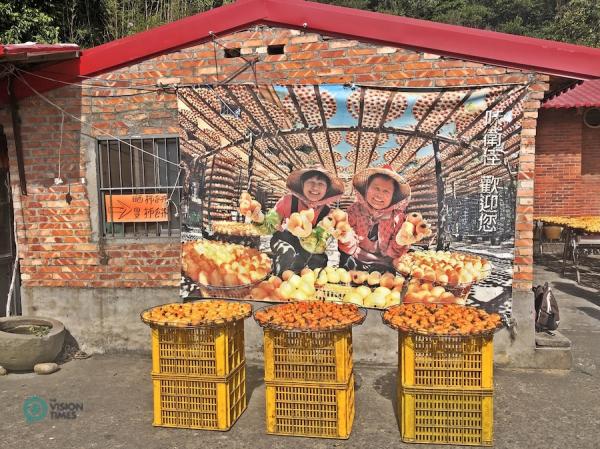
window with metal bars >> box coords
[97,136,182,238]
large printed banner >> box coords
[178,84,526,315]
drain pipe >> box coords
[5,72,26,316]
[6,211,19,317]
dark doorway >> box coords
[0,126,20,316]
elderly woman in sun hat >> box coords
[246,165,344,276]
[338,165,420,273]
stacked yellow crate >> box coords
[263,328,355,439]
[150,319,247,430]
[397,332,494,446]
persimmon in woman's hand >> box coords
[287,210,313,238]
[239,192,262,221]
[396,212,432,246]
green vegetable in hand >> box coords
[299,226,331,254]
[253,209,281,235]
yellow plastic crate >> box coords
[399,333,494,389]
[264,328,353,384]
[152,362,246,430]
[265,375,355,439]
[151,320,245,377]
[398,386,494,446]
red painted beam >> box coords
[2,0,268,104]
[0,59,81,104]
[264,0,600,80]
[4,0,600,105]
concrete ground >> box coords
[1,254,598,449]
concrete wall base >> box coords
[492,290,571,369]
[21,287,571,369]
[533,346,573,370]
[21,286,177,353]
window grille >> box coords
[97,136,181,238]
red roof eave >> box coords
[4,0,600,104]
[265,0,600,80]
[0,43,79,55]
[542,79,600,109]
[79,0,600,79]
[0,43,80,63]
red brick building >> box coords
[536,80,600,216]
[1,0,599,365]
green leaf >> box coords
[254,209,282,234]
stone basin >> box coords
[0,316,65,371]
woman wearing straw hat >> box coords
[266,166,344,276]
[338,166,417,273]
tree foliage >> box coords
[324,0,600,47]
[0,0,233,47]
[541,0,600,47]
[101,0,233,43]
[0,2,59,44]
[0,0,598,48]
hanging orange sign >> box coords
[104,193,169,222]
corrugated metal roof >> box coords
[0,43,80,63]
[542,79,600,109]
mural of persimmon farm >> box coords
[178,83,528,316]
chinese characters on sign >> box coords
[479,175,499,232]
[478,111,504,233]
[104,194,169,222]
[483,110,504,166]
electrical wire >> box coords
[19,67,162,91]
[18,64,263,100]
[16,67,159,94]
[32,27,258,89]
[0,64,16,81]
[15,72,180,168]
[208,30,255,65]
[16,70,185,212]
[57,111,64,182]
[14,67,165,98]
[16,67,266,175]
[80,90,160,98]
[166,166,183,217]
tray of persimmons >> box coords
[141,300,253,328]
[254,301,366,333]
[382,303,503,337]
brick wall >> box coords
[582,117,600,175]
[2,26,548,292]
[535,108,600,216]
